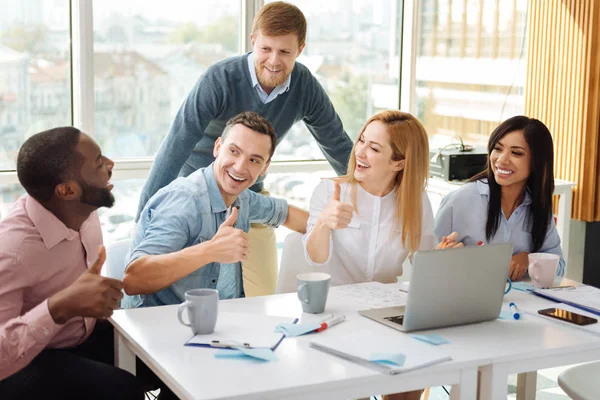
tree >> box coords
[167,22,203,45]
[1,24,48,53]
[329,76,369,140]
[166,16,238,53]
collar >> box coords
[247,52,291,94]
[25,195,84,249]
[476,179,532,206]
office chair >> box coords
[104,239,132,280]
[276,232,315,294]
[558,361,600,399]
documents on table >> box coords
[532,285,600,316]
[329,282,408,309]
[310,329,451,375]
[185,312,297,350]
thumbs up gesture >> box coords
[317,182,355,230]
[48,245,125,324]
[206,207,249,264]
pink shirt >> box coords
[0,195,102,380]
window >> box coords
[414,0,528,149]
[266,0,404,162]
[0,0,71,171]
[92,0,241,159]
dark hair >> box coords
[17,127,82,203]
[221,111,277,159]
[470,116,555,252]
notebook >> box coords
[185,312,297,350]
[309,329,451,375]
[532,285,600,316]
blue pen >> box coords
[509,302,521,320]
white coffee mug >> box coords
[528,253,560,288]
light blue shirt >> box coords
[247,52,292,104]
[434,180,565,276]
[124,164,289,308]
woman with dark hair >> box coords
[434,116,564,281]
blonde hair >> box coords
[336,110,430,254]
[252,1,307,47]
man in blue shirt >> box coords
[135,1,353,297]
[122,112,308,307]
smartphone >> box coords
[538,307,598,326]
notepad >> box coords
[309,329,451,375]
[185,312,296,350]
[532,285,600,316]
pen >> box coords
[315,315,346,332]
[211,340,250,349]
[478,241,484,246]
[509,302,520,320]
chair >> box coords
[557,361,600,399]
[104,239,132,280]
[276,232,316,294]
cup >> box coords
[297,272,331,314]
[177,289,219,334]
[528,253,560,288]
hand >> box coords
[435,231,464,250]
[48,246,124,324]
[317,182,354,230]
[509,252,529,281]
[206,207,249,264]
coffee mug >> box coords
[528,253,560,288]
[177,288,219,334]
[297,272,331,314]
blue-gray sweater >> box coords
[136,53,353,219]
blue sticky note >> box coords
[214,348,278,362]
[368,352,406,366]
[512,282,535,292]
[410,333,449,345]
[274,323,321,337]
[498,310,513,320]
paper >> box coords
[329,282,408,309]
[498,310,514,320]
[410,333,449,345]
[512,282,535,292]
[185,312,295,349]
[274,323,320,337]
[533,285,600,314]
[309,329,451,375]
[214,348,278,362]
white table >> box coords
[426,178,576,267]
[111,292,482,400]
[111,281,600,400]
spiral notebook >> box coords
[309,329,451,375]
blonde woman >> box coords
[303,110,460,400]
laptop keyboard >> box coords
[384,315,404,325]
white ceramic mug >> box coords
[528,253,560,288]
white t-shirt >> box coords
[302,180,436,286]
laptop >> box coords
[359,243,512,332]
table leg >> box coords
[479,364,509,400]
[450,367,478,400]
[114,329,136,375]
[516,371,537,400]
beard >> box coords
[255,64,290,90]
[79,180,115,208]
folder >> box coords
[309,329,451,375]
[185,312,297,350]
[531,285,600,316]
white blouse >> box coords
[302,180,436,286]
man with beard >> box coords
[0,127,146,399]
[135,1,353,298]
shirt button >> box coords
[20,353,25,359]
[43,328,49,335]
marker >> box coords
[315,315,346,332]
[509,302,520,320]
[478,241,484,246]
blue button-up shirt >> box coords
[124,164,288,308]
[247,52,291,104]
[434,180,565,276]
